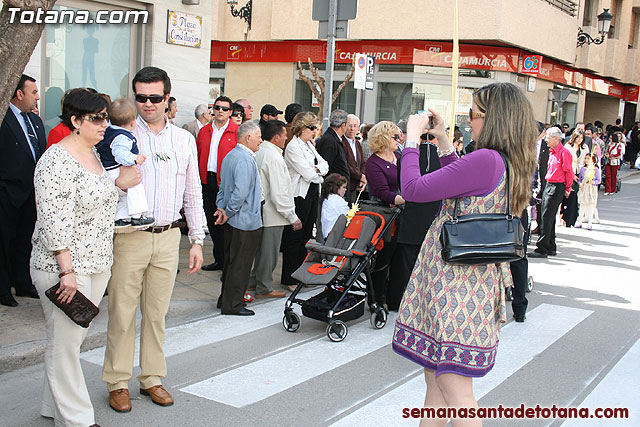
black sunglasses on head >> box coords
[135,94,165,104]
[213,105,231,112]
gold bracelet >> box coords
[58,268,75,278]
[53,248,70,256]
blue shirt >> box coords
[216,145,263,231]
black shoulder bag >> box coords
[440,151,525,265]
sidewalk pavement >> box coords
[2,165,639,375]
[0,234,289,375]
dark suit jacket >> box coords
[396,143,441,245]
[316,127,350,182]
[0,107,46,208]
[341,135,365,192]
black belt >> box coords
[143,221,182,233]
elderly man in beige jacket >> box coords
[249,120,301,298]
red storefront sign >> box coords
[519,55,543,75]
[211,40,639,101]
[211,40,520,72]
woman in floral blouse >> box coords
[30,89,135,427]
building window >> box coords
[582,0,594,27]
[630,10,639,49]
[209,62,226,105]
[376,82,412,122]
[609,0,623,39]
[294,77,356,114]
[42,3,139,135]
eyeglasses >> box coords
[306,126,317,131]
[213,105,231,112]
[469,109,485,120]
[135,94,165,104]
[392,134,401,142]
[268,113,279,118]
[231,112,243,117]
[84,112,109,122]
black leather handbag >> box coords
[45,283,100,328]
[440,151,525,265]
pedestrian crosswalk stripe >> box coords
[329,304,593,426]
[562,336,640,426]
[180,313,397,407]
[80,293,311,366]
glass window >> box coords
[43,4,135,134]
[294,79,356,114]
[209,78,225,104]
[376,82,412,122]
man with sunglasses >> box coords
[258,104,283,134]
[103,67,206,412]
[196,96,238,272]
[0,74,45,307]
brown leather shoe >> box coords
[109,388,131,413]
[140,385,174,406]
[255,290,286,299]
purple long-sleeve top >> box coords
[365,152,400,204]
[400,147,505,203]
[578,165,601,185]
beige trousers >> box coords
[102,228,180,391]
[31,268,111,427]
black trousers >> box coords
[386,242,421,311]
[219,224,262,313]
[561,181,579,227]
[202,173,224,265]
[281,184,319,285]
[368,238,396,308]
[536,182,565,255]
[0,191,37,297]
[510,209,529,318]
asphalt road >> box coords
[1,176,639,427]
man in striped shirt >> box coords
[103,67,206,413]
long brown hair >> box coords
[473,83,537,215]
[568,129,585,148]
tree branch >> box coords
[332,60,356,105]
[0,0,58,123]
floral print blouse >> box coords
[30,145,118,275]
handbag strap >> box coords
[452,150,512,220]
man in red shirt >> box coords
[195,96,238,270]
[529,127,573,258]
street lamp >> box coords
[577,8,613,47]
[227,0,252,30]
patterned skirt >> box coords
[392,184,512,377]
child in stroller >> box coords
[283,204,401,342]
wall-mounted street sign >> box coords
[167,10,202,48]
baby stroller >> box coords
[283,205,401,342]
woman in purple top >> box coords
[393,82,537,423]
[364,121,405,308]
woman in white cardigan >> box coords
[281,112,328,290]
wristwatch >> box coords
[193,239,204,247]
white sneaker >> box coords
[575,223,582,228]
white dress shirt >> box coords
[207,119,229,172]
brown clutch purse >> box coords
[44,283,100,328]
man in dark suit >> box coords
[0,74,45,306]
[316,109,349,183]
[388,141,441,311]
[341,114,366,202]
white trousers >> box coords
[31,268,111,427]
[107,168,149,220]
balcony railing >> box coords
[541,0,578,17]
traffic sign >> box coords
[312,0,358,21]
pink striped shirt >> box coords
[133,116,206,243]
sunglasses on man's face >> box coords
[135,94,165,104]
[84,112,109,122]
[213,105,231,112]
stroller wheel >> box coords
[327,320,348,342]
[370,309,387,329]
[282,312,301,332]
[505,287,513,302]
[527,276,534,293]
